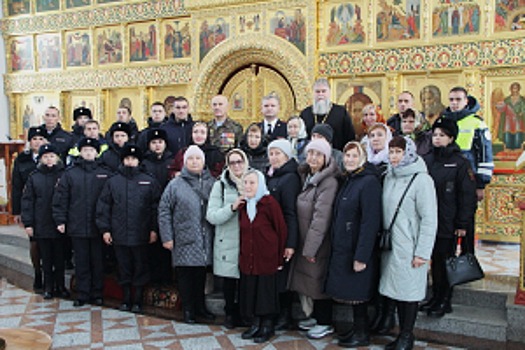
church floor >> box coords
[0,279,467,350]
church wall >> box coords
[2,0,525,241]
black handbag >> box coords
[378,174,417,251]
[445,237,484,286]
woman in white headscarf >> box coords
[380,136,437,350]
[238,169,287,344]
[206,148,250,329]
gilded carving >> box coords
[192,34,311,121]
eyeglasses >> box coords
[229,160,244,166]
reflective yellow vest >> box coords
[456,114,485,151]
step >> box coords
[416,304,508,342]
[441,284,512,310]
[0,226,29,249]
[0,242,34,276]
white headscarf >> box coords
[364,123,392,165]
[244,169,269,222]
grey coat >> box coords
[379,157,438,302]
[206,169,242,278]
[289,158,339,300]
[158,167,215,267]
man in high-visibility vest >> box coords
[441,86,494,252]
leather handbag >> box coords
[378,174,417,251]
[445,237,484,286]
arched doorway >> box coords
[220,64,296,127]
[192,33,312,125]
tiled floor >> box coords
[0,279,467,350]
[476,241,520,277]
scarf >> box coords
[245,170,269,222]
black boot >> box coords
[119,284,131,312]
[428,288,453,318]
[183,309,196,324]
[375,297,396,335]
[392,301,418,350]
[339,303,370,348]
[196,304,216,322]
[369,295,385,331]
[254,317,275,343]
[131,286,144,314]
[241,317,260,339]
[419,285,439,312]
[395,332,415,350]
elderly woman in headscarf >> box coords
[362,123,393,175]
[206,148,250,329]
[287,116,309,163]
[238,169,287,344]
[380,136,437,350]
[159,145,216,324]
[325,141,382,348]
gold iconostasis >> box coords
[4,0,525,241]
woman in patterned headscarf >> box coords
[379,136,438,350]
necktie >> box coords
[267,124,273,135]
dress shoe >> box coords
[73,299,85,307]
[253,326,274,343]
[55,287,70,299]
[419,297,438,312]
[119,303,131,312]
[183,310,196,324]
[196,308,215,321]
[91,298,104,306]
[338,330,370,348]
[43,292,53,300]
[427,300,452,318]
[223,315,235,329]
[131,304,143,314]
[241,325,260,339]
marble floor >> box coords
[0,279,468,350]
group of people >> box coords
[12,78,493,349]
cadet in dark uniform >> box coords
[100,122,132,172]
[97,145,161,313]
[71,107,93,144]
[21,144,70,300]
[53,138,113,307]
[11,127,48,293]
[141,128,173,285]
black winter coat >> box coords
[41,123,75,162]
[100,142,125,172]
[160,115,194,155]
[136,117,168,151]
[142,150,173,190]
[240,138,269,173]
[21,163,64,239]
[423,144,477,239]
[266,158,301,249]
[96,166,161,246]
[325,162,381,302]
[11,151,38,215]
[52,159,113,238]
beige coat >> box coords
[288,158,339,300]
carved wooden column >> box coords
[516,200,525,305]
[386,73,400,117]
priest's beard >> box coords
[313,99,331,116]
